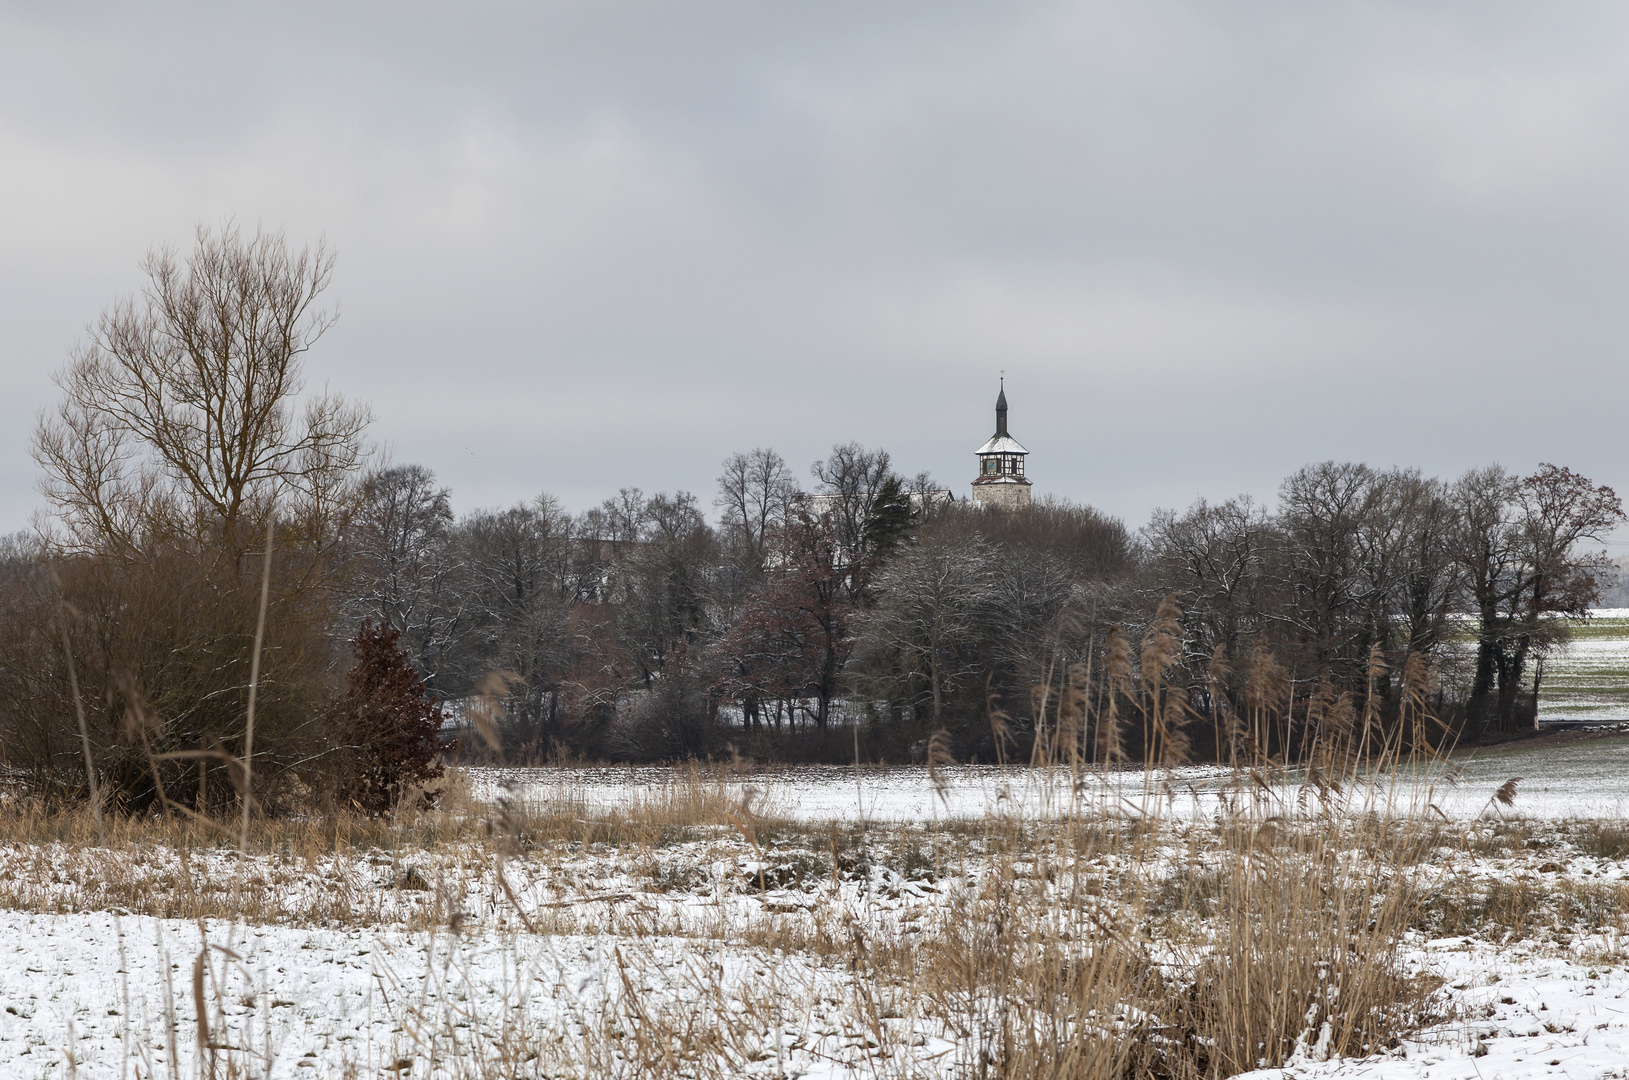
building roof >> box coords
[976,434,1028,456]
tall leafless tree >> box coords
[34,222,371,559]
[454,495,573,750]
[346,464,463,690]
[810,442,895,562]
[1455,464,1623,733]
[716,448,796,573]
[852,532,999,725]
[1274,461,1375,673]
[1143,496,1271,670]
[20,224,373,810]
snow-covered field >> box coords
[10,734,1629,1077]
[0,911,924,1079]
[11,910,1629,1080]
[1239,936,1629,1080]
[0,826,975,1077]
[476,729,1629,823]
[1536,608,1629,722]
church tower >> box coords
[971,378,1031,509]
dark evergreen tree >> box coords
[863,474,916,563]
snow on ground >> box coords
[12,735,1629,1075]
[476,762,1052,823]
[1244,820,1629,1080]
[0,823,980,1077]
[1436,732,1629,819]
[1,912,431,1078]
[8,827,1629,1078]
[0,908,956,1079]
[1537,609,1629,722]
[1241,936,1629,1080]
[475,729,1629,824]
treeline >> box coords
[1143,461,1622,750]
[338,449,1133,763]
[337,454,1620,766]
[0,226,1623,815]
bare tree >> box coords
[957,498,1134,582]
[456,496,573,751]
[903,470,952,523]
[600,488,648,545]
[1353,469,1460,666]
[810,442,894,560]
[1520,464,1623,618]
[1274,461,1375,671]
[19,225,373,811]
[34,223,371,558]
[1455,464,1624,733]
[715,448,796,571]
[1454,465,1532,731]
[1143,496,1272,669]
[1147,470,1463,740]
[622,491,717,681]
[853,533,998,725]
[716,516,850,729]
[346,464,463,689]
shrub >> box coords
[0,534,337,813]
[322,622,447,815]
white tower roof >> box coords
[976,434,1027,456]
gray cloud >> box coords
[4,1,1628,544]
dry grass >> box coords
[2,762,1452,1078]
[1569,819,1629,860]
[8,753,1559,1077]
[1408,818,1629,944]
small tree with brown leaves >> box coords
[323,622,446,815]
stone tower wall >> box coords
[971,483,1032,510]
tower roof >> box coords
[984,375,1020,449]
[976,434,1028,456]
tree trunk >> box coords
[929,654,942,725]
[1531,656,1546,725]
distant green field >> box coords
[1535,608,1629,720]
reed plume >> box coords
[1400,651,1443,758]
[1137,595,1186,764]
[1099,626,1131,764]
[1303,675,1337,767]
[987,696,1015,765]
[1358,642,1388,762]
[1047,660,1092,767]
[1244,644,1290,763]
[926,729,955,807]
[1139,594,1184,686]
[468,669,520,753]
[1209,645,1243,767]
[1158,684,1193,766]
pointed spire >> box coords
[995,376,1008,437]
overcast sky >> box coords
[4,1,1628,543]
